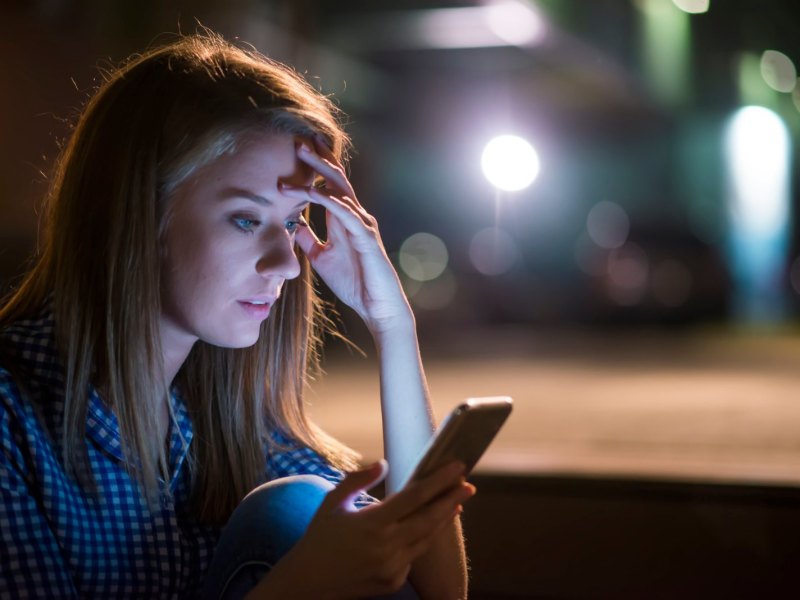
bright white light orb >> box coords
[725,106,790,237]
[481,134,540,192]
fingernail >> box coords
[299,143,312,153]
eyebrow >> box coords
[219,187,309,210]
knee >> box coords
[228,475,334,548]
[205,476,336,600]
[241,474,334,518]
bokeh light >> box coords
[651,259,693,307]
[671,0,710,14]
[406,269,457,310]
[481,134,540,192]
[574,233,608,277]
[469,227,520,276]
[606,243,649,306]
[398,232,449,282]
[485,1,545,46]
[760,50,797,93]
[725,106,790,237]
[586,201,630,250]
[725,105,791,322]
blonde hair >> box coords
[0,32,359,524]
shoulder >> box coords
[0,311,65,473]
[0,366,37,483]
[0,308,63,388]
[265,429,338,479]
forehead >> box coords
[167,132,315,216]
[210,133,315,186]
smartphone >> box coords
[399,396,513,488]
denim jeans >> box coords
[201,474,420,600]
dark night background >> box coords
[3,2,800,597]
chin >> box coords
[204,328,263,349]
[228,333,262,349]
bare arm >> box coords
[373,314,469,599]
[282,135,471,598]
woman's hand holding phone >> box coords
[399,397,513,490]
[254,460,475,599]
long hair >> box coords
[0,32,359,524]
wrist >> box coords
[365,303,416,341]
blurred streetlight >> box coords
[725,105,792,323]
[481,134,540,192]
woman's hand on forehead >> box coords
[279,137,413,335]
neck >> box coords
[159,319,197,385]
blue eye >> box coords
[232,217,259,232]
[285,215,306,234]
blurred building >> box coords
[1,0,799,332]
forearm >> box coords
[371,309,469,598]
[410,518,469,600]
[371,308,435,493]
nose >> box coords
[255,225,301,281]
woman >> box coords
[0,32,473,598]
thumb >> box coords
[322,459,388,512]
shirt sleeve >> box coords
[0,370,78,599]
[265,430,378,510]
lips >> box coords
[237,297,276,320]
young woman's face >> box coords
[160,133,313,351]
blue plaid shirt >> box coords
[0,311,371,598]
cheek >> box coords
[162,220,219,300]
[169,244,224,297]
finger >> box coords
[378,461,467,521]
[390,484,475,548]
[397,482,475,547]
[283,176,366,223]
[320,460,388,514]
[297,141,355,199]
[294,221,324,260]
[280,185,376,235]
[312,132,335,160]
[403,508,463,564]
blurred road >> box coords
[308,326,800,486]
